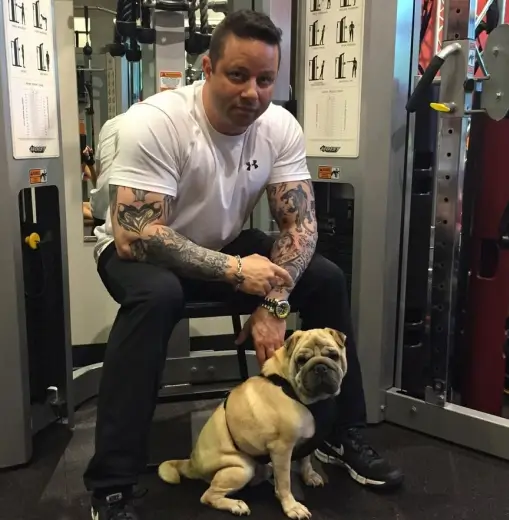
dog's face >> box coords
[285,328,347,403]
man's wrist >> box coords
[225,254,244,287]
[266,286,291,301]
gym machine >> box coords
[294,0,416,427]
[4,0,509,471]
[386,0,509,461]
[0,0,74,468]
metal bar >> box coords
[395,0,428,389]
[475,45,488,75]
[156,0,227,10]
[74,5,116,15]
[434,0,445,53]
[476,0,496,28]
[162,350,259,385]
[424,0,477,405]
[384,388,509,461]
[497,0,506,23]
[75,0,228,14]
[73,351,260,408]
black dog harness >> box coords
[223,374,335,464]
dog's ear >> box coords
[284,330,304,356]
[324,328,347,348]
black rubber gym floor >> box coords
[1,398,509,520]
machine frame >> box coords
[388,0,509,461]
[294,0,419,423]
[0,0,74,469]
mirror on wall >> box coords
[76,2,228,241]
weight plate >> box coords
[482,24,509,121]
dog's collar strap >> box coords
[264,374,300,402]
[262,373,336,460]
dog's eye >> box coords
[296,355,308,365]
[327,351,340,361]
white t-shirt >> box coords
[89,113,124,221]
[94,80,311,259]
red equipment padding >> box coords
[463,116,509,416]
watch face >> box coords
[275,300,291,319]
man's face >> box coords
[203,34,279,134]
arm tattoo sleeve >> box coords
[267,180,318,293]
[110,185,232,281]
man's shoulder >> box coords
[257,103,302,142]
[132,82,200,123]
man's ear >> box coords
[202,54,213,79]
[284,330,303,356]
[324,328,347,348]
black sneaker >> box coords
[91,491,139,520]
[315,428,404,489]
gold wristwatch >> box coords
[261,298,291,319]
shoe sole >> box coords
[314,449,403,489]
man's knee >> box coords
[142,272,185,317]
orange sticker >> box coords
[318,165,341,180]
[159,71,183,91]
[29,168,48,184]
[318,166,332,179]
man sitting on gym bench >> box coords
[85,9,404,520]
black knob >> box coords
[107,42,126,57]
[185,33,211,55]
[83,43,93,56]
[136,27,156,45]
[126,47,142,62]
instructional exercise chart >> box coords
[304,0,365,158]
[3,0,60,158]
[20,86,51,139]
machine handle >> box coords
[406,42,462,113]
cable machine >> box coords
[387,0,509,461]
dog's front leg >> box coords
[270,442,311,519]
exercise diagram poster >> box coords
[303,0,365,158]
[3,0,60,159]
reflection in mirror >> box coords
[73,5,128,240]
[76,1,228,241]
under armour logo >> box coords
[246,160,258,171]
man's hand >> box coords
[238,254,294,297]
[235,307,286,366]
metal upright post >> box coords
[424,0,477,406]
[434,0,445,53]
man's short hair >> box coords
[208,9,282,70]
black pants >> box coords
[83,229,367,492]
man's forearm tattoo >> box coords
[112,187,230,281]
[268,180,318,290]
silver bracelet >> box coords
[234,255,243,291]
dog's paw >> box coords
[228,500,251,516]
[302,469,324,488]
[283,500,312,519]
